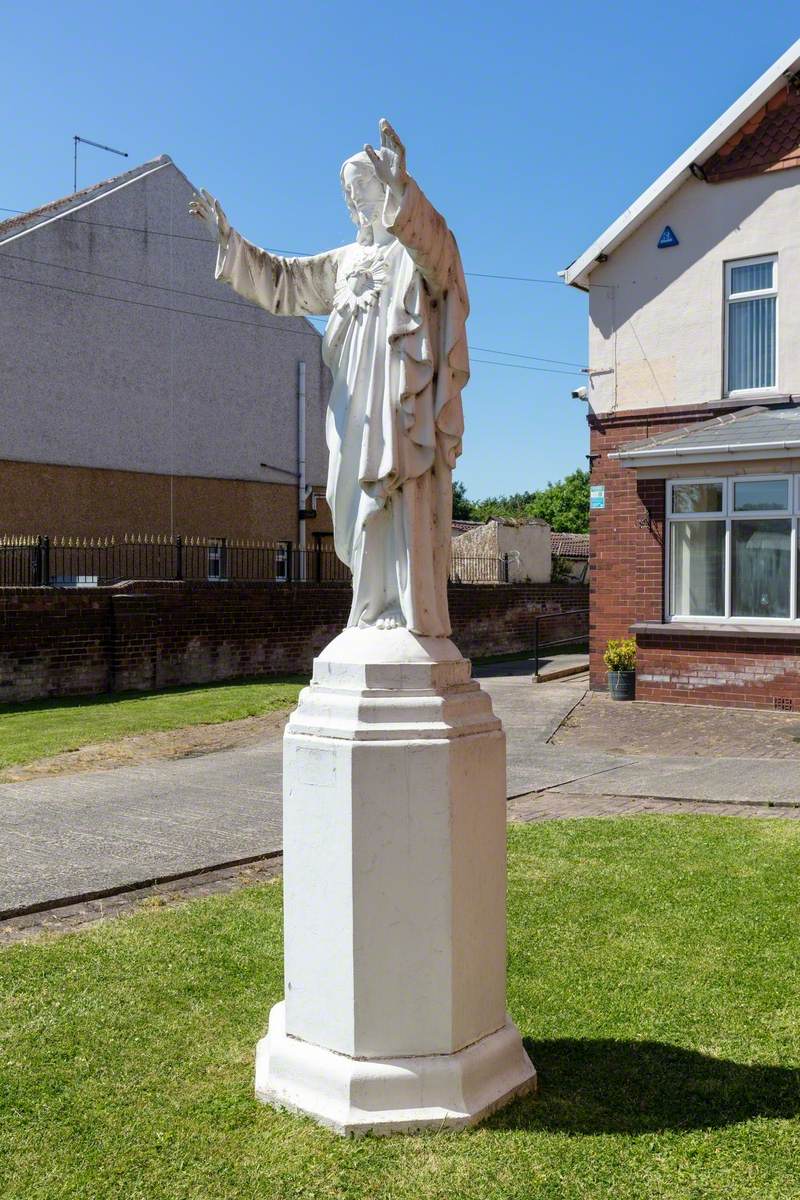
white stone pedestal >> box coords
[255,627,535,1134]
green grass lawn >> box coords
[0,677,305,770]
[3,817,800,1199]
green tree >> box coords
[527,468,590,533]
[451,479,474,520]
[469,469,589,533]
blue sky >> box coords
[2,3,798,500]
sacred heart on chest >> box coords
[335,254,389,314]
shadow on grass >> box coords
[486,1039,800,1133]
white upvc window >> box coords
[274,541,291,583]
[207,538,228,581]
[725,255,777,395]
[666,475,798,623]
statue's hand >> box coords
[189,188,232,245]
[364,118,408,202]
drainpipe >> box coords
[297,361,307,565]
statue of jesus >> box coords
[190,120,469,638]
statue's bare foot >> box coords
[375,617,402,630]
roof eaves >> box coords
[612,438,800,466]
[562,38,800,289]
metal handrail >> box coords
[533,607,589,677]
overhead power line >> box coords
[465,271,562,285]
[470,357,581,377]
[0,249,323,341]
[0,270,326,338]
[0,206,564,286]
[0,251,585,370]
[0,269,581,376]
[471,346,586,369]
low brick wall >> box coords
[0,580,588,703]
[635,629,800,712]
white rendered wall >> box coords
[587,167,800,415]
[453,520,551,583]
[496,521,551,583]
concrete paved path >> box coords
[0,739,285,915]
[8,787,800,945]
[3,664,800,916]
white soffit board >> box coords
[563,38,800,290]
[614,446,800,469]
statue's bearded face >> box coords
[342,160,385,226]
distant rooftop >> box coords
[551,531,589,558]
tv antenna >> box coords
[73,136,129,193]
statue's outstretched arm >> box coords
[217,234,337,316]
[190,188,337,316]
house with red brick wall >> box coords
[563,38,800,711]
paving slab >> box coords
[509,792,800,822]
[543,753,800,805]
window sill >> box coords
[631,621,800,640]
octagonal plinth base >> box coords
[259,626,536,1134]
[256,1001,536,1136]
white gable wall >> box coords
[587,166,800,415]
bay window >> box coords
[667,476,798,622]
[725,255,777,394]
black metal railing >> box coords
[532,608,590,676]
[0,535,511,588]
[449,552,510,583]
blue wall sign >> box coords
[657,226,679,248]
[590,484,606,510]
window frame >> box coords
[665,474,798,625]
[207,538,228,582]
[274,540,292,583]
[724,253,778,398]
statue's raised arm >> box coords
[364,120,465,304]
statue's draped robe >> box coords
[216,178,468,637]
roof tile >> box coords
[617,404,800,456]
[551,532,589,557]
[704,86,800,181]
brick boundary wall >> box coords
[0,580,588,703]
[589,403,800,711]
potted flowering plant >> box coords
[603,637,636,701]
